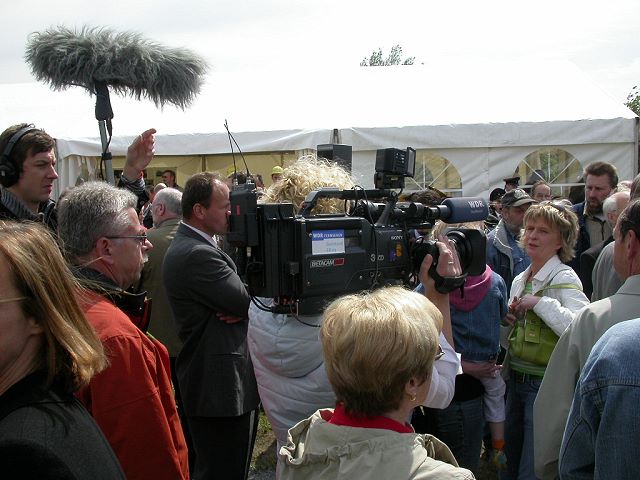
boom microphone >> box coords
[25,25,209,109]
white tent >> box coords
[0,59,636,198]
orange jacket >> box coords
[76,290,189,480]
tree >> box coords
[360,44,415,66]
[626,86,640,116]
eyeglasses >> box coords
[435,344,445,361]
[106,234,148,246]
[0,296,27,305]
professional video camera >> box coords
[228,147,488,314]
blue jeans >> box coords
[504,373,543,480]
[430,396,485,473]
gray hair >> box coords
[154,187,182,216]
[153,182,167,194]
[604,191,631,227]
[57,181,137,264]
[603,195,618,218]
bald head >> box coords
[603,190,630,228]
[151,187,182,227]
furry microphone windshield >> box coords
[25,25,209,109]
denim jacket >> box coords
[486,220,530,294]
[450,270,508,361]
[559,318,640,480]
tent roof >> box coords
[0,58,636,158]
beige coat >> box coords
[533,275,640,479]
[279,409,475,480]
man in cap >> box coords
[271,165,284,183]
[503,176,520,192]
[487,187,506,231]
[486,188,536,294]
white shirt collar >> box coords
[181,221,218,247]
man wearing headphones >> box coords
[0,123,156,230]
[0,124,58,228]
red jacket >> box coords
[76,290,189,480]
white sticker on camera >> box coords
[311,230,345,255]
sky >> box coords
[2,0,639,104]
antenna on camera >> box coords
[224,120,251,184]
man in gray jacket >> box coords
[486,188,535,294]
[534,199,640,479]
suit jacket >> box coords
[0,371,124,479]
[579,235,613,300]
[138,217,183,357]
[163,223,259,417]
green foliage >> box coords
[360,44,415,66]
[626,86,640,116]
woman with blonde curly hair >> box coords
[0,221,123,478]
[249,157,462,476]
[261,155,355,214]
[502,202,589,479]
[247,156,355,460]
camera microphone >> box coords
[25,25,209,109]
[439,197,489,224]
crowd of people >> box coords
[1,120,640,480]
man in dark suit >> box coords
[163,172,259,480]
[579,190,630,298]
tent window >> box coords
[516,148,583,199]
[405,151,462,197]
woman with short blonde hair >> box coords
[321,286,442,417]
[280,280,474,479]
[504,201,588,479]
[519,201,579,263]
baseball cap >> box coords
[489,187,506,202]
[501,188,536,208]
[271,166,284,175]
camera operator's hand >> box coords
[418,235,461,349]
[418,235,462,288]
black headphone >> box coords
[0,126,37,187]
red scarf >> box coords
[326,403,414,434]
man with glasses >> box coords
[57,181,189,480]
[534,199,640,480]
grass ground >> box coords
[250,410,277,475]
